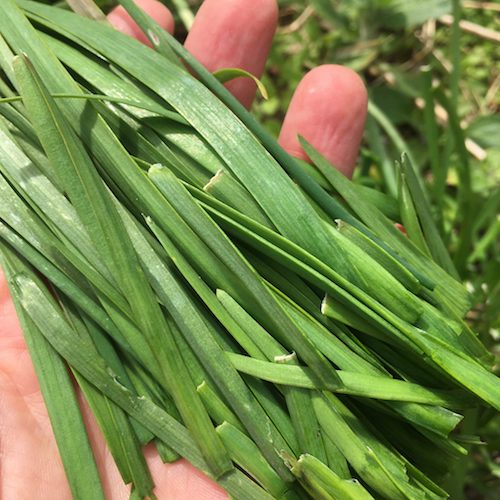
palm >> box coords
[0,0,367,498]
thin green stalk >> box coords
[197,381,245,433]
[398,154,459,278]
[368,100,418,173]
[312,392,425,499]
[421,67,443,216]
[435,91,473,276]
[450,0,461,113]
[398,168,433,257]
[364,114,398,197]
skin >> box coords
[0,0,368,498]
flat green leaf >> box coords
[226,353,472,406]
[1,248,105,500]
[216,422,289,498]
[203,169,272,227]
[197,381,245,432]
[290,454,374,500]
[399,153,458,278]
[336,219,421,294]
[416,334,500,412]
[62,304,154,496]
[398,167,432,257]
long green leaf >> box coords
[62,303,154,496]
[148,165,341,391]
[399,154,458,277]
[117,203,295,481]
[1,248,105,500]
[226,353,472,406]
[299,136,470,317]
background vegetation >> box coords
[41,0,500,497]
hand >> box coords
[0,1,367,498]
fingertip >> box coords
[279,64,368,178]
[108,0,175,45]
[185,0,278,108]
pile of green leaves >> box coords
[250,3,500,493]
[0,1,498,498]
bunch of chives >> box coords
[0,1,498,499]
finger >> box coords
[0,375,72,500]
[278,64,368,178]
[184,0,278,109]
[145,450,228,500]
[107,0,175,44]
[78,394,228,499]
[0,269,41,402]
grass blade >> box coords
[216,422,290,498]
[399,154,458,278]
[148,166,341,391]
[398,166,433,257]
[117,204,295,481]
[62,304,154,496]
[116,0,180,64]
[1,248,105,500]
[226,353,471,406]
[314,392,433,499]
[290,454,374,500]
[299,136,470,317]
